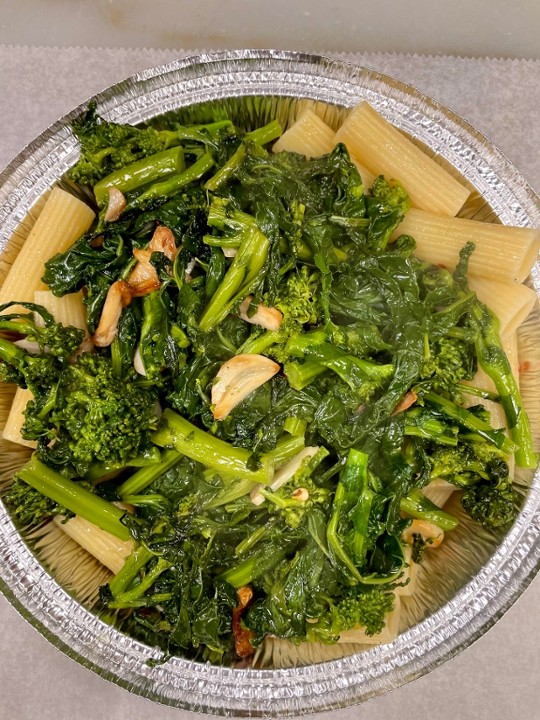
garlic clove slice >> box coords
[103,187,126,223]
[239,295,283,331]
[148,224,177,261]
[93,280,132,347]
[212,353,280,421]
[250,446,319,506]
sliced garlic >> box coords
[103,187,126,223]
[211,353,280,421]
[250,446,320,506]
[133,345,146,376]
[128,247,160,297]
[239,295,283,331]
[148,224,177,261]
[93,280,132,347]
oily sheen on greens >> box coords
[1,107,533,666]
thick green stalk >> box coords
[400,489,459,531]
[425,390,518,455]
[470,302,537,468]
[110,558,172,605]
[198,223,270,333]
[93,146,184,206]
[17,456,131,540]
[219,544,290,588]
[284,358,327,390]
[134,153,214,206]
[117,448,182,498]
[153,408,273,484]
[109,544,154,597]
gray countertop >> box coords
[0,45,539,720]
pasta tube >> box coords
[272,109,336,158]
[335,101,470,216]
[53,515,134,574]
[467,276,537,337]
[2,388,36,448]
[0,187,94,309]
[34,290,87,331]
[393,208,540,283]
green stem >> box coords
[17,456,131,540]
[400,489,459,531]
[198,223,270,332]
[109,544,154,597]
[133,153,214,206]
[153,408,273,484]
[93,146,184,206]
[117,448,182,498]
[425,391,518,455]
[111,558,172,605]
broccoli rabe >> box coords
[306,586,396,641]
[461,483,519,531]
[68,103,181,186]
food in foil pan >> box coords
[0,93,539,670]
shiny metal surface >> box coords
[0,50,539,716]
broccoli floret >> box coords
[307,587,395,641]
[0,304,84,394]
[334,586,395,636]
[5,477,67,527]
[0,302,84,358]
[461,483,519,531]
[370,176,411,214]
[421,336,476,398]
[30,353,158,475]
[275,265,322,326]
[261,474,331,530]
[430,443,508,487]
[68,103,178,186]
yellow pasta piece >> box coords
[393,208,540,283]
[34,290,87,331]
[422,479,456,508]
[335,101,470,216]
[272,109,336,158]
[2,388,36,448]
[467,276,536,336]
[337,596,401,644]
[0,187,94,309]
[53,515,134,574]
[350,156,376,189]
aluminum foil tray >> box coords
[0,50,539,716]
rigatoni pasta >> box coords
[272,109,336,158]
[0,188,94,310]
[335,101,470,216]
[2,388,36,448]
[393,208,540,283]
[467,276,537,337]
[33,290,87,331]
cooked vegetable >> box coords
[1,104,535,666]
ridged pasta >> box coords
[335,101,470,216]
[422,479,456,508]
[468,276,537,337]
[393,208,540,283]
[0,187,94,309]
[53,515,134,574]
[1,388,36,448]
[34,290,87,331]
[272,109,336,158]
